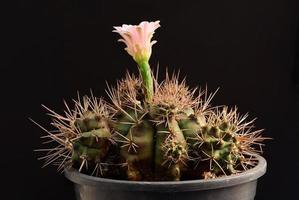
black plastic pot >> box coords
[65,155,266,200]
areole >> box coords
[65,155,266,200]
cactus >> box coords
[33,21,267,181]
[179,106,265,179]
[71,99,111,175]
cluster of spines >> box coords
[34,73,266,181]
[180,106,265,179]
[34,94,123,177]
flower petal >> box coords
[113,21,160,62]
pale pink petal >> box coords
[113,21,160,61]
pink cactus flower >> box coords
[113,21,160,63]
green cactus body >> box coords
[120,119,155,181]
[178,116,202,146]
[190,120,244,178]
[38,78,264,181]
[71,111,112,174]
[113,109,137,136]
[154,116,188,181]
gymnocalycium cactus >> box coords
[33,21,267,181]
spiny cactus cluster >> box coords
[33,21,266,181]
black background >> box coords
[3,0,299,199]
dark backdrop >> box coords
[3,0,299,199]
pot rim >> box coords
[64,155,266,192]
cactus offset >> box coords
[34,20,267,181]
[180,106,265,179]
[71,97,112,175]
